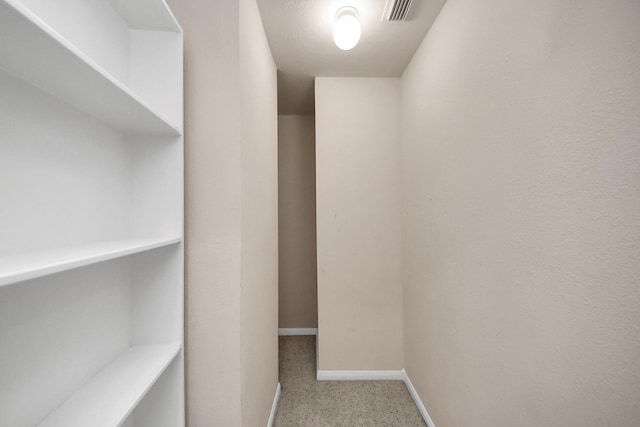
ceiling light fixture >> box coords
[333,6,361,50]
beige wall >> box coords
[165,0,242,425]
[166,0,278,425]
[315,77,404,371]
[239,0,279,425]
[401,0,640,426]
[278,115,318,329]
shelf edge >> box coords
[0,237,182,288]
[36,344,182,427]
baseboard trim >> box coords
[266,382,281,427]
[278,328,318,336]
[402,369,436,427]
[313,367,434,426]
[316,369,405,381]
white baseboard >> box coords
[313,366,435,426]
[311,333,433,426]
[402,369,436,427]
[266,382,281,427]
[278,328,317,336]
[316,369,405,381]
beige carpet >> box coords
[274,336,426,427]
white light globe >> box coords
[333,7,361,50]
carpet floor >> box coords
[274,336,426,427]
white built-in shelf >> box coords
[0,237,182,287]
[0,0,182,136]
[1,0,184,423]
[37,344,181,427]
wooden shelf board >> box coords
[0,237,182,287]
[37,344,181,427]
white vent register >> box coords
[382,0,414,21]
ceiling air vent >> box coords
[382,0,413,22]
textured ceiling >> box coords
[257,0,447,114]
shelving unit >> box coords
[0,0,184,426]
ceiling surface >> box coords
[257,0,447,114]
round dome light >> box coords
[333,7,361,50]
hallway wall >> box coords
[165,0,242,424]
[400,0,640,426]
[239,0,279,425]
[278,115,318,329]
[166,0,278,425]
[315,77,403,371]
